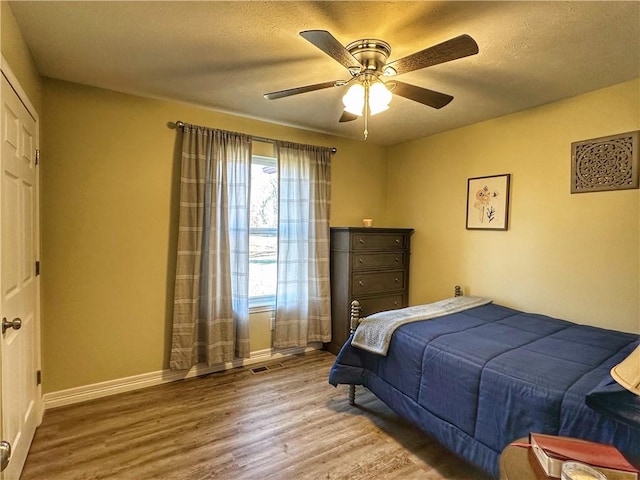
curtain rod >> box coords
[173,121,337,154]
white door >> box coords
[0,71,41,480]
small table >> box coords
[500,438,631,480]
[499,438,547,480]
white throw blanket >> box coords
[351,296,492,356]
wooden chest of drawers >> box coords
[325,227,413,355]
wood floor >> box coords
[21,350,492,480]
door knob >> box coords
[2,317,22,335]
[0,440,10,472]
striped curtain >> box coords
[170,124,251,369]
[273,141,332,348]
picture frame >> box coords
[466,174,511,230]
[571,130,639,194]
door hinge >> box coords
[36,370,42,386]
[35,149,40,165]
[35,261,40,276]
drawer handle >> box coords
[358,281,365,287]
[395,238,401,244]
[395,257,400,262]
[359,238,366,244]
[358,258,364,263]
[394,278,400,283]
[394,301,399,306]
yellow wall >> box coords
[387,79,640,334]
[40,78,388,393]
[1,2,42,113]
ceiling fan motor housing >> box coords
[346,39,392,75]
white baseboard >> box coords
[43,345,321,410]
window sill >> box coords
[249,294,275,313]
[249,304,275,314]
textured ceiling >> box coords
[9,1,640,145]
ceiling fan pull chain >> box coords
[363,80,370,140]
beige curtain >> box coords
[170,124,251,369]
[273,141,332,348]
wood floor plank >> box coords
[21,350,492,480]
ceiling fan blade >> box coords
[300,30,362,70]
[264,81,340,100]
[384,34,479,76]
[392,81,453,109]
[339,111,358,123]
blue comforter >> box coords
[329,303,640,478]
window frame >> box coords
[249,154,278,311]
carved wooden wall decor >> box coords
[571,131,639,193]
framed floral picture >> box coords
[466,174,511,230]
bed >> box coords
[328,297,640,478]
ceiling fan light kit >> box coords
[264,30,479,140]
[342,80,392,115]
[341,77,392,139]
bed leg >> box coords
[348,300,361,405]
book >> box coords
[529,433,639,479]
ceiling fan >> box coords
[264,30,479,139]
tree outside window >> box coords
[249,156,277,308]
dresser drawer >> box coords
[357,294,405,317]
[352,233,406,250]
[352,252,405,271]
[353,270,405,295]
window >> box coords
[249,155,278,309]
